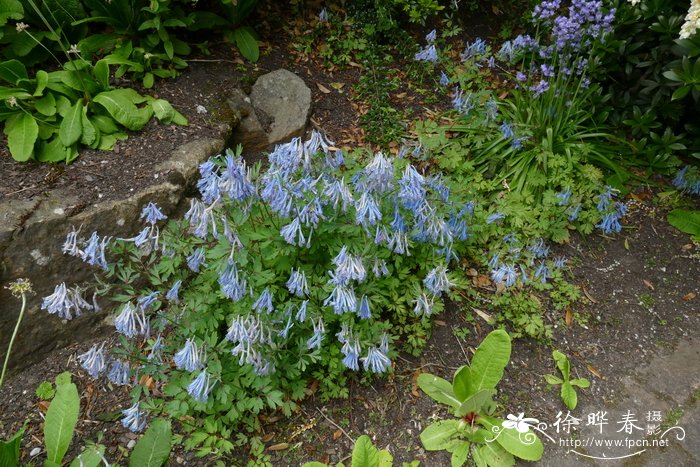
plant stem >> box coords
[0,292,27,388]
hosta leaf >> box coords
[59,99,83,146]
[5,112,38,161]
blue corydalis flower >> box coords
[413,293,434,316]
[362,152,394,194]
[114,302,142,338]
[361,346,391,373]
[319,7,328,22]
[62,226,81,257]
[295,300,308,322]
[452,87,473,114]
[487,56,496,68]
[187,248,206,272]
[121,402,147,433]
[355,192,382,227]
[439,70,449,86]
[529,238,549,258]
[332,246,366,284]
[187,370,215,404]
[323,283,357,315]
[415,44,438,63]
[174,338,203,372]
[398,165,426,210]
[323,178,353,212]
[491,264,518,287]
[424,265,452,295]
[138,291,159,310]
[166,280,182,302]
[596,212,622,234]
[140,202,167,225]
[486,212,505,224]
[307,318,325,350]
[81,231,109,270]
[41,283,93,320]
[534,261,550,283]
[197,160,221,204]
[372,259,389,277]
[568,204,581,221]
[147,335,164,362]
[460,37,487,61]
[253,287,274,314]
[280,217,307,247]
[78,342,106,379]
[553,256,567,269]
[597,186,615,212]
[287,268,309,297]
[358,294,371,319]
[220,152,256,202]
[557,189,572,205]
[426,29,437,43]
[219,261,247,301]
[341,338,361,371]
[107,359,130,386]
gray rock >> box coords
[227,88,268,158]
[250,69,311,146]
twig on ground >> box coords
[316,407,354,443]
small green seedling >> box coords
[303,434,416,467]
[544,350,590,410]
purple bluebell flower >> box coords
[166,280,182,302]
[307,318,325,350]
[78,342,106,379]
[413,293,434,316]
[415,44,438,63]
[174,338,203,372]
[530,80,550,96]
[140,202,167,225]
[107,359,130,386]
[253,288,274,314]
[500,122,514,139]
[486,211,505,224]
[533,0,561,21]
[187,247,206,272]
[188,370,215,404]
[287,268,309,297]
[358,294,371,319]
[361,346,391,373]
[122,402,147,432]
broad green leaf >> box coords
[93,89,153,131]
[420,420,461,451]
[231,26,259,62]
[301,463,328,467]
[81,107,97,146]
[0,427,24,467]
[129,418,172,467]
[552,351,570,381]
[143,72,154,89]
[571,378,591,388]
[59,99,83,146]
[350,435,392,467]
[0,0,23,27]
[0,59,27,84]
[464,330,511,398]
[671,86,691,101]
[475,442,515,467]
[377,450,393,467]
[93,60,110,90]
[544,374,563,385]
[34,70,48,96]
[561,383,577,410]
[450,440,470,467]
[37,135,69,162]
[97,132,127,150]
[150,98,175,122]
[56,95,72,117]
[455,389,495,417]
[55,372,72,386]
[5,112,38,161]
[667,209,700,236]
[90,114,119,134]
[478,416,543,461]
[69,445,105,467]
[44,381,80,466]
[417,374,461,409]
[452,366,471,402]
[34,92,56,117]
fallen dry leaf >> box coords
[411,369,422,397]
[682,292,697,301]
[434,320,446,326]
[267,443,289,451]
[330,82,344,91]
[139,375,155,391]
[565,308,573,327]
[643,280,655,291]
[261,433,274,442]
[333,429,342,440]
[316,83,331,94]
[473,308,494,324]
[583,287,598,304]
[587,364,603,379]
[38,400,50,413]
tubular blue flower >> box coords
[391,207,407,233]
[460,38,487,61]
[147,335,164,362]
[187,247,206,272]
[166,280,182,302]
[673,166,690,190]
[512,137,529,150]
[278,314,294,339]
[500,122,514,139]
[487,56,496,68]
[220,152,256,202]
[62,226,81,257]
[485,99,499,123]
[219,261,247,301]
[307,318,325,350]
[597,186,615,212]
[41,282,70,319]
[452,87,473,114]
[107,359,130,386]
[280,217,307,247]
[596,212,622,234]
[415,44,438,62]
[319,7,328,22]
[398,165,426,211]
[534,261,550,283]
[530,80,550,96]
[187,370,215,404]
[332,247,366,284]
[287,268,309,297]
[78,342,106,379]
[498,41,515,62]
[138,291,159,310]
[121,402,147,433]
[374,225,390,246]
[197,160,221,204]
[424,265,453,295]
[322,178,353,212]
[361,346,391,373]
[323,283,357,315]
[252,288,274,314]
[174,338,203,372]
[426,29,437,43]
[557,189,572,205]
[114,302,139,338]
[413,293,434,316]
[140,202,167,225]
[355,192,382,227]
[262,174,294,217]
[568,204,581,221]
[358,294,371,319]
[553,256,567,269]
[362,152,395,194]
[80,231,109,270]
[529,239,550,258]
[296,300,309,322]
[132,227,153,248]
[439,71,449,86]
[298,197,325,228]
[486,212,505,224]
[389,232,410,255]
[372,258,390,277]
[341,338,361,371]
[492,264,518,287]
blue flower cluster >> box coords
[673,166,700,195]
[595,186,626,234]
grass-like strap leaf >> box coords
[59,99,83,146]
[129,418,172,467]
[231,26,259,62]
[0,427,24,467]
[44,381,80,466]
[5,112,38,161]
[667,209,700,237]
[93,89,153,131]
